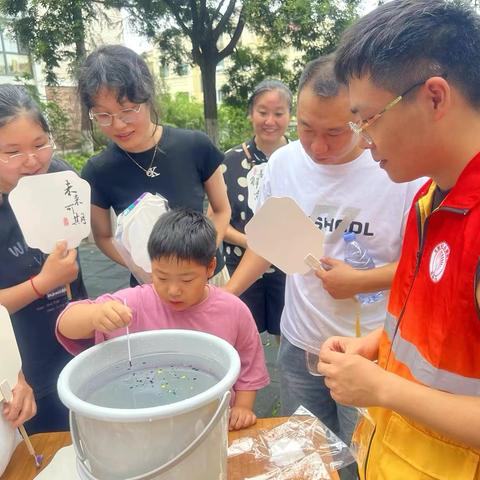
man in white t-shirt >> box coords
[226,55,423,478]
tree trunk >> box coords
[72,5,92,152]
[200,57,219,146]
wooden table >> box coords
[1,417,339,479]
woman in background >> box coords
[221,79,292,340]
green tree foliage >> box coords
[0,0,105,136]
[223,0,360,105]
[218,103,251,151]
[157,92,251,152]
[16,74,78,152]
[108,0,248,144]
[245,0,360,63]
[0,0,95,85]
[159,93,205,131]
[221,45,295,110]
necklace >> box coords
[123,143,159,178]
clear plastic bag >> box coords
[228,406,356,479]
[113,192,169,284]
[349,407,376,474]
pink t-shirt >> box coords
[56,285,270,393]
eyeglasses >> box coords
[0,140,56,165]
[348,79,430,146]
[89,104,142,127]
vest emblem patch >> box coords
[429,242,450,283]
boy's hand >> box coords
[92,301,132,333]
[229,406,257,431]
[2,372,37,428]
[36,240,79,293]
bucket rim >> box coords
[57,329,241,421]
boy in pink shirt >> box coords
[56,209,269,431]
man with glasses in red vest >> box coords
[318,1,480,479]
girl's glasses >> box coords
[0,140,56,165]
[89,104,142,127]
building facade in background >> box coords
[143,28,293,105]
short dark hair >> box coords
[247,79,293,114]
[335,0,480,107]
[78,44,159,123]
[0,84,49,132]
[298,54,342,98]
[147,209,217,266]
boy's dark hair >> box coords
[147,208,217,266]
[298,54,342,98]
[335,0,480,108]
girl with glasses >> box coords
[78,45,231,286]
[0,84,87,434]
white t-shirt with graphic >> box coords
[257,140,425,352]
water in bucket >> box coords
[82,353,219,409]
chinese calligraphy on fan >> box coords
[64,179,87,226]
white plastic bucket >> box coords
[57,330,241,480]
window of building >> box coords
[0,28,32,76]
[177,63,189,76]
[160,62,169,78]
[216,89,224,104]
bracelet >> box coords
[29,276,45,298]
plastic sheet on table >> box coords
[228,406,355,479]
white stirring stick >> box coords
[123,298,132,367]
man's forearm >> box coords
[226,248,271,296]
[224,225,248,249]
[356,261,398,293]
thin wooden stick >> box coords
[0,380,43,467]
[124,298,132,367]
[355,301,361,338]
[18,424,43,467]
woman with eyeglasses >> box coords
[78,45,231,285]
[0,84,87,434]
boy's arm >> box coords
[57,301,131,340]
[230,390,257,431]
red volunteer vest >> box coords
[358,152,480,480]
